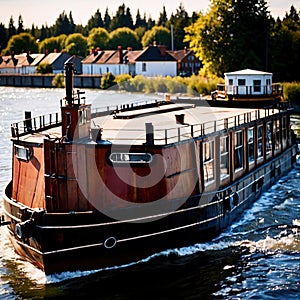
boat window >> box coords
[203,141,214,185]
[109,153,152,164]
[238,79,246,86]
[274,119,281,151]
[15,145,32,161]
[266,121,273,156]
[248,128,255,164]
[253,80,261,92]
[257,124,263,160]
[220,136,229,179]
[228,79,233,86]
[234,131,244,171]
[79,109,87,125]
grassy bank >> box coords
[283,82,300,104]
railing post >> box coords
[145,122,154,145]
[178,128,181,142]
[165,129,168,144]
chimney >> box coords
[158,45,166,56]
[184,47,187,55]
[118,45,123,63]
[127,47,132,51]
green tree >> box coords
[38,34,66,53]
[270,7,300,81]
[135,9,147,29]
[110,4,134,30]
[169,4,191,50]
[109,27,140,49]
[157,6,168,26]
[8,16,16,38]
[141,26,170,48]
[0,23,8,52]
[64,33,87,56]
[100,72,115,89]
[2,32,38,55]
[103,8,111,31]
[87,9,104,31]
[87,27,110,50]
[17,15,24,34]
[185,0,271,77]
[53,11,75,36]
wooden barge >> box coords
[1,63,297,275]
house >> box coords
[0,53,41,74]
[168,48,202,76]
[224,69,273,96]
[135,45,177,77]
[65,55,83,74]
[82,47,141,76]
[40,52,71,74]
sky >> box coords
[0,0,299,28]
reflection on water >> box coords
[0,87,299,299]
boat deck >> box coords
[16,103,279,145]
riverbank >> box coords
[0,74,102,88]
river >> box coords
[0,87,299,299]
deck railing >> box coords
[100,107,288,145]
[11,112,61,138]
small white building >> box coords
[224,69,273,97]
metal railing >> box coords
[11,112,61,138]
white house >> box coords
[224,69,273,96]
[135,45,177,77]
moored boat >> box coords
[1,63,297,275]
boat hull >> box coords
[3,146,296,275]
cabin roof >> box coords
[225,69,272,76]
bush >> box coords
[283,82,300,104]
[36,62,53,74]
[52,74,65,88]
[100,72,116,89]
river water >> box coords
[0,87,299,299]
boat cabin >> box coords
[215,69,282,101]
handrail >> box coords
[11,112,61,139]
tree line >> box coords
[0,1,299,82]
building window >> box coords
[220,136,229,179]
[142,63,146,72]
[203,141,214,185]
[257,124,263,160]
[234,131,244,171]
[266,79,271,86]
[238,79,246,86]
[248,128,255,164]
[253,80,261,92]
[229,79,233,86]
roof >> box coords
[135,46,176,62]
[168,49,192,61]
[225,69,272,76]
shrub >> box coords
[100,72,116,89]
[52,74,65,88]
[36,62,53,74]
[283,82,300,104]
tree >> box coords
[53,11,75,36]
[110,4,134,30]
[38,35,66,53]
[103,8,111,31]
[141,26,170,48]
[87,27,110,50]
[170,4,191,50]
[64,33,87,56]
[17,15,24,34]
[185,0,271,77]
[8,16,16,38]
[36,62,53,74]
[0,23,8,52]
[135,9,147,28]
[2,32,38,55]
[157,6,168,26]
[87,9,104,31]
[109,27,141,49]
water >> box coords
[0,87,299,299]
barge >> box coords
[1,63,297,275]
